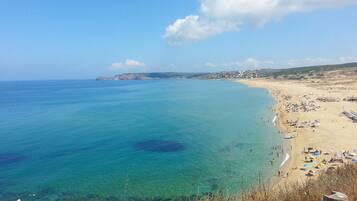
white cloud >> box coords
[111,59,145,70]
[164,0,356,42]
[205,62,219,67]
[244,57,263,68]
[164,15,239,43]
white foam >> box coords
[280,153,290,168]
[272,115,277,125]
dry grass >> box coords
[200,163,357,201]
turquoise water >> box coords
[0,80,282,200]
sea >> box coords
[0,80,283,201]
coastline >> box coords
[235,78,357,186]
[234,79,293,186]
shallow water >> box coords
[0,80,282,200]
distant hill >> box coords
[96,72,210,80]
[96,62,357,80]
[265,62,357,78]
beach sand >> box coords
[236,75,357,185]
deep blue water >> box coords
[0,80,282,200]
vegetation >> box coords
[268,62,357,78]
[200,163,357,201]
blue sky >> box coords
[1,0,357,80]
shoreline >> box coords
[234,79,293,186]
[235,79,306,186]
[266,84,294,186]
[236,78,357,186]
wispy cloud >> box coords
[111,59,145,70]
[205,58,274,69]
[205,56,357,70]
[164,0,356,43]
[205,62,219,68]
[286,56,357,67]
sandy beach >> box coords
[236,74,357,184]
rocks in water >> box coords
[207,178,221,191]
[133,140,186,152]
[0,153,26,166]
[219,142,246,153]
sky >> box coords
[1,0,357,80]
